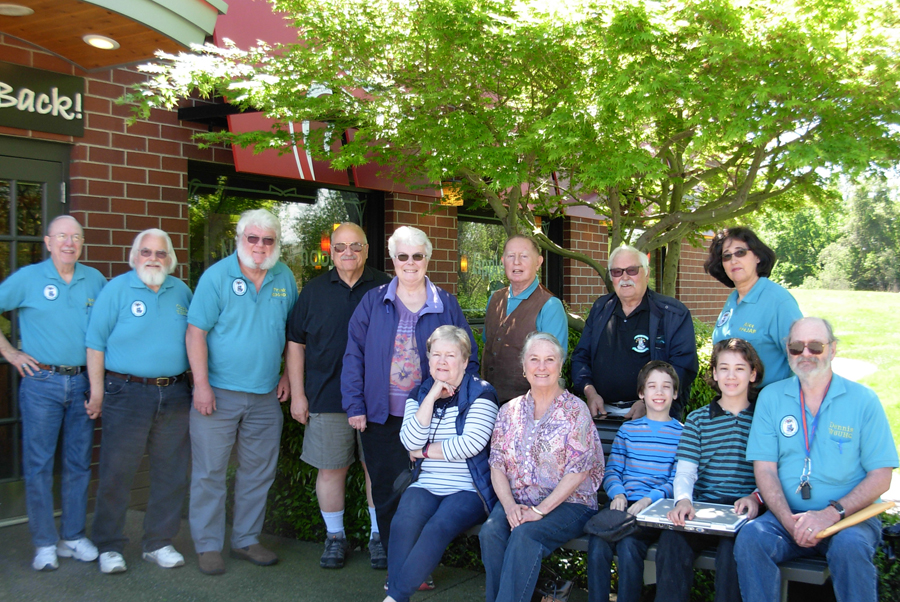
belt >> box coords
[106,371,188,387]
[37,363,86,376]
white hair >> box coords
[608,245,649,270]
[129,228,177,274]
[235,209,282,243]
[520,332,565,365]
[45,215,83,236]
[388,226,432,258]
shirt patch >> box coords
[43,284,59,300]
[716,308,732,327]
[176,304,188,316]
[131,301,147,317]
[780,415,799,437]
[232,279,247,296]
[632,334,649,353]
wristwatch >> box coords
[828,500,845,520]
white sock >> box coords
[368,506,379,537]
[322,510,344,536]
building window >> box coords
[187,162,377,289]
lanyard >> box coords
[798,379,831,485]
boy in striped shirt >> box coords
[654,338,765,602]
[588,360,683,602]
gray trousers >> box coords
[189,386,283,553]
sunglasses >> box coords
[609,266,641,278]
[787,341,828,356]
[139,249,168,259]
[51,233,84,243]
[722,248,750,262]
[333,242,364,253]
[245,234,276,246]
[394,253,427,262]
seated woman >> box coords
[383,326,499,602]
[654,338,765,602]
[480,332,605,602]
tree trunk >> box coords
[661,239,681,297]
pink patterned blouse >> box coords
[489,390,604,510]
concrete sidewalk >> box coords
[0,510,590,602]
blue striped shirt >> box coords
[677,399,756,504]
[603,417,682,502]
[400,396,498,496]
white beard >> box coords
[238,243,280,271]
[137,263,167,288]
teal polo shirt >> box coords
[485,277,568,350]
[746,374,898,512]
[0,259,106,366]
[712,277,802,387]
[188,253,298,394]
[86,271,192,377]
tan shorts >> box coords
[300,412,365,470]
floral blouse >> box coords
[489,389,604,509]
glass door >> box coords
[0,152,64,524]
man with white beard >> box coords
[85,229,193,574]
[186,209,298,575]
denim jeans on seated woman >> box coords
[480,501,597,602]
[386,487,486,602]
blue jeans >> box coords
[19,370,93,547]
[655,529,740,602]
[387,487,487,602]
[480,501,596,602]
[588,527,659,602]
[92,378,191,554]
[735,510,882,602]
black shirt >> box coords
[591,294,652,404]
[287,265,391,413]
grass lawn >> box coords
[790,289,900,447]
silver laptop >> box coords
[636,499,749,536]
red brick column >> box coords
[384,193,459,294]
[563,217,609,317]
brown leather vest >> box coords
[481,283,554,403]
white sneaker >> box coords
[57,538,99,562]
[33,546,58,571]
[142,545,185,568]
[99,551,127,574]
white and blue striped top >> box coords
[400,396,498,496]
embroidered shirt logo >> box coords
[232,279,247,296]
[780,415,799,438]
[131,301,147,317]
[43,284,59,300]
[716,308,732,328]
[632,334,649,353]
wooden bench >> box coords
[467,525,831,602]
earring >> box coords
[523,372,527,378]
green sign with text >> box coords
[0,62,85,137]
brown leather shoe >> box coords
[198,551,225,575]
[229,544,278,566]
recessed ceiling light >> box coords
[0,3,35,16]
[82,34,120,50]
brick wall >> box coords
[563,217,609,316]
[384,193,459,294]
[0,34,228,282]
[676,238,731,324]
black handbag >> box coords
[392,458,423,495]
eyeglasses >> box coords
[787,341,828,356]
[51,234,84,243]
[245,234,276,246]
[333,242,365,253]
[609,266,641,278]
[140,249,168,259]
[394,253,427,262]
[722,248,750,262]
